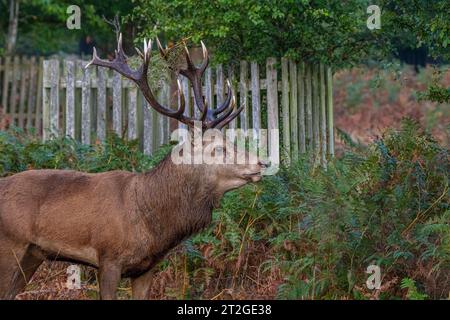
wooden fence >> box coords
[0,56,44,132]
[1,55,335,165]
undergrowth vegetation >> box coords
[0,119,448,300]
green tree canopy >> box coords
[128,0,449,67]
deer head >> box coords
[86,34,265,194]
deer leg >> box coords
[0,237,42,299]
[98,261,121,300]
[8,245,43,299]
[131,269,154,300]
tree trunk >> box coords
[6,0,20,55]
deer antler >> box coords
[87,34,242,130]
[157,38,242,129]
[86,33,190,126]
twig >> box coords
[11,249,27,284]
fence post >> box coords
[42,59,60,140]
[305,64,313,151]
[1,56,10,110]
[65,60,75,138]
[239,61,249,131]
[26,56,37,130]
[157,83,168,146]
[96,66,107,141]
[281,58,290,160]
[143,100,153,155]
[128,85,138,140]
[112,72,122,137]
[216,64,224,107]
[205,67,213,111]
[251,62,261,131]
[319,63,327,167]
[289,60,298,160]
[9,56,20,117]
[18,57,28,128]
[81,62,91,144]
[326,67,334,157]
[266,57,279,172]
[312,64,320,164]
[36,57,44,135]
[298,62,306,153]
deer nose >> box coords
[258,160,270,168]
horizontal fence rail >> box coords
[0,55,335,166]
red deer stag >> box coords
[0,34,265,299]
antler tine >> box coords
[199,41,209,73]
[156,37,167,58]
[183,43,196,70]
[207,94,236,128]
[86,33,140,81]
[215,96,243,130]
[175,79,186,116]
[213,80,233,116]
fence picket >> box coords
[312,64,321,165]
[81,62,91,144]
[298,62,306,153]
[326,67,334,157]
[281,58,290,159]
[9,56,19,117]
[216,64,224,106]
[319,63,327,167]
[305,64,313,151]
[112,72,122,136]
[96,66,106,141]
[128,86,138,140]
[65,60,75,138]
[157,84,167,146]
[18,57,28,128]
[266,58,279,169]
[1,56,10,110]
[26,56,37,130]
[143,100,153,155]
[205,67,213,110]
[289,60,298,160]
[239,61,249,130]
[42,59,59,140]
[251,62,261,131]
[35,57,44,134]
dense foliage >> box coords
[129,0,449,66]
[1,119,448,299]
[2,0,448,68]
[0,128,169,175]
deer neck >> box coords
[135,155,221,246]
